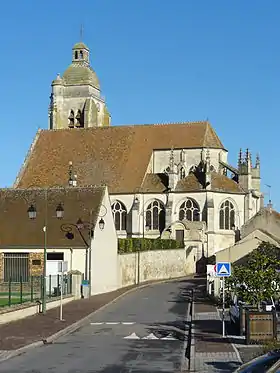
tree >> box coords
[226,242,280,308]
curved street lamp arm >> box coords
[79,221,95,230]
[97,204,107,218]
[61,223,93,248]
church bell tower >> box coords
[49,41,111,130]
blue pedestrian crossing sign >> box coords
[215,262,231,277]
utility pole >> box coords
[42,189,48,314]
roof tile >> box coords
[0,187,105,248]
[175,172,243,193]
[15,122,224,193]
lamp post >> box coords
[60,206,107,295]
[26,188,64,314]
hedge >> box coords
[118,238,183,254]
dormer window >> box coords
[163,166,171,174]
[179,167,186,179]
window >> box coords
[68,110,74,128]
[111,201,127,231]
[75,109,84,128]
[180,149,185,162]
[4,253,29,282]
[80,50,83,59]
[145,200,165,231]
[176,230,184,247]
[179,199,200,221]
[75,51,78,59]
[47,253,64,261]
[179,167,186,179]
[219,200,235,230]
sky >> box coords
[0,0,278,206]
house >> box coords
[0,186,118,295]
[213,204,280,296]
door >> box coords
[46,253,64,296]
[176,230,184,247]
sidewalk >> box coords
[0,284,136,351]
[191,278,242,372]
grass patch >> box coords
[0,297,30,307]
[0,292,30,296]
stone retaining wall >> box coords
[119,248,195,287]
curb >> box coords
[215,307,243,364]
[180,301,191,371]
[0,275,193,364]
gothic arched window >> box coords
[68,110,74,128]
[179,199,200,221]
[111,201,127,231]
[145,200,165,231]
[219,200,235,230]
[179,167,186,179]
[180,149,185,162]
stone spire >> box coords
[167,147,178,190]
[169,147,175,173]
[238,148,242,166]
[255,153,260,168]
[205,149,211,189]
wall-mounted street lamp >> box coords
[56,203,64,219]
[27,204,37,219]
[26,187,66,315]
[98,218,105,231]
[27,203,64,220]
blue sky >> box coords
[0,0,278,206]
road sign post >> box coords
[58,261,68,322]
[215,262,231,338]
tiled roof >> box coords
[175,172,244,193]
[15,121,224,194]
[140,173,168,193]
[0,186,105,248]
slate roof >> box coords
[0,186,105,248]
[15,121,225,194]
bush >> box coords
[118,238,182,254]
[262,339,280,353]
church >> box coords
[14,40,263,259]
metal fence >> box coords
[0,274,72,308]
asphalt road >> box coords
[0,279,192,373]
